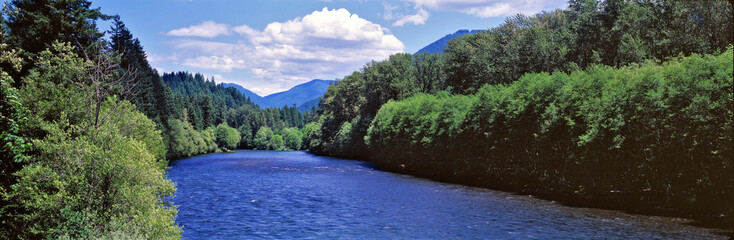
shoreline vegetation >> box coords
[365,49,733,232]
[0,0,308,238]
[304,0,733,234]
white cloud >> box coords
[243,8,404,82]
[183,56,246,72]
[395,0,566,23]
[167,8,404,94]
[233,25,259,36]
[146,52,179,64]
[167,21,231,38]
[203,73,291,96]
[393,8,430,26]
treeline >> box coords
[112,18,311,159]
[0,0,180,237]
[308,0,733,159]
[306,0,733,225]
[160,71,311,158]
[105,13,313,160]
[0,0,307,238]
[367,50,732,218]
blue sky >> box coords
[92,0,567,95]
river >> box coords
[167,150,724,239]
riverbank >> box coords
[169,150,727,239]
[371,161,733,236]
[356,50,733,236]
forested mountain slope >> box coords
[222,79,335,110]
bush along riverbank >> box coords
[365,49,733,230]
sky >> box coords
[91,0,567,96]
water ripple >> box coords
[168,150,724,239]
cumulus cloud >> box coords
[391,0,566,25]
[167,21,231,37]
[167,7,404,94]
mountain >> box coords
[221,79,335,110]
[262,79,334,109]
[296,97,321,112]
[220,83,266,106]
[415,29,481,54]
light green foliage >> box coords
[270,135,285,150]
[215,123,241,151]
[2,0,314,237]
[253,126,273,150]
[314,53,434,158]
[282,127,303,150]
[310,0,732,165]
[2,42,181,238]
[166,118,214,159]
[333,121,352,153]
[201,127,218,153]
[301,121,322,151]
[366,49,733,217]
[367,92,475,168]
[7,116,180,239]
[249,126,303,151]
[19,42,89,131]
[105,99,167,163]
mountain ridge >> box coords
[221,79,334,110]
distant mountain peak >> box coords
[221,79,335,111]
[415,29,481,54]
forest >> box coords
[0,0,732,238]
[306,0,733,227]
[0,0,311,238]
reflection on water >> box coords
[168,150,723,239]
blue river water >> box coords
[167,150,723,239]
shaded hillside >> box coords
[262,79,334,108]
[223,79,334,110]
[221,83,266,107]
[297,97,321,112]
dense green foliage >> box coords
[307,0,733,225]
[2,0,108,79]
[215,123,241,151]
[250,126,306,151]
[0,0,313,237]
[166,118,211,159]
[109,16,175,127]
[0,40,180,238]
[366,49,733,218]
[0,0,731,237]
[311,0,733,159]
[0,44,30,235]
[160,71,309,156]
